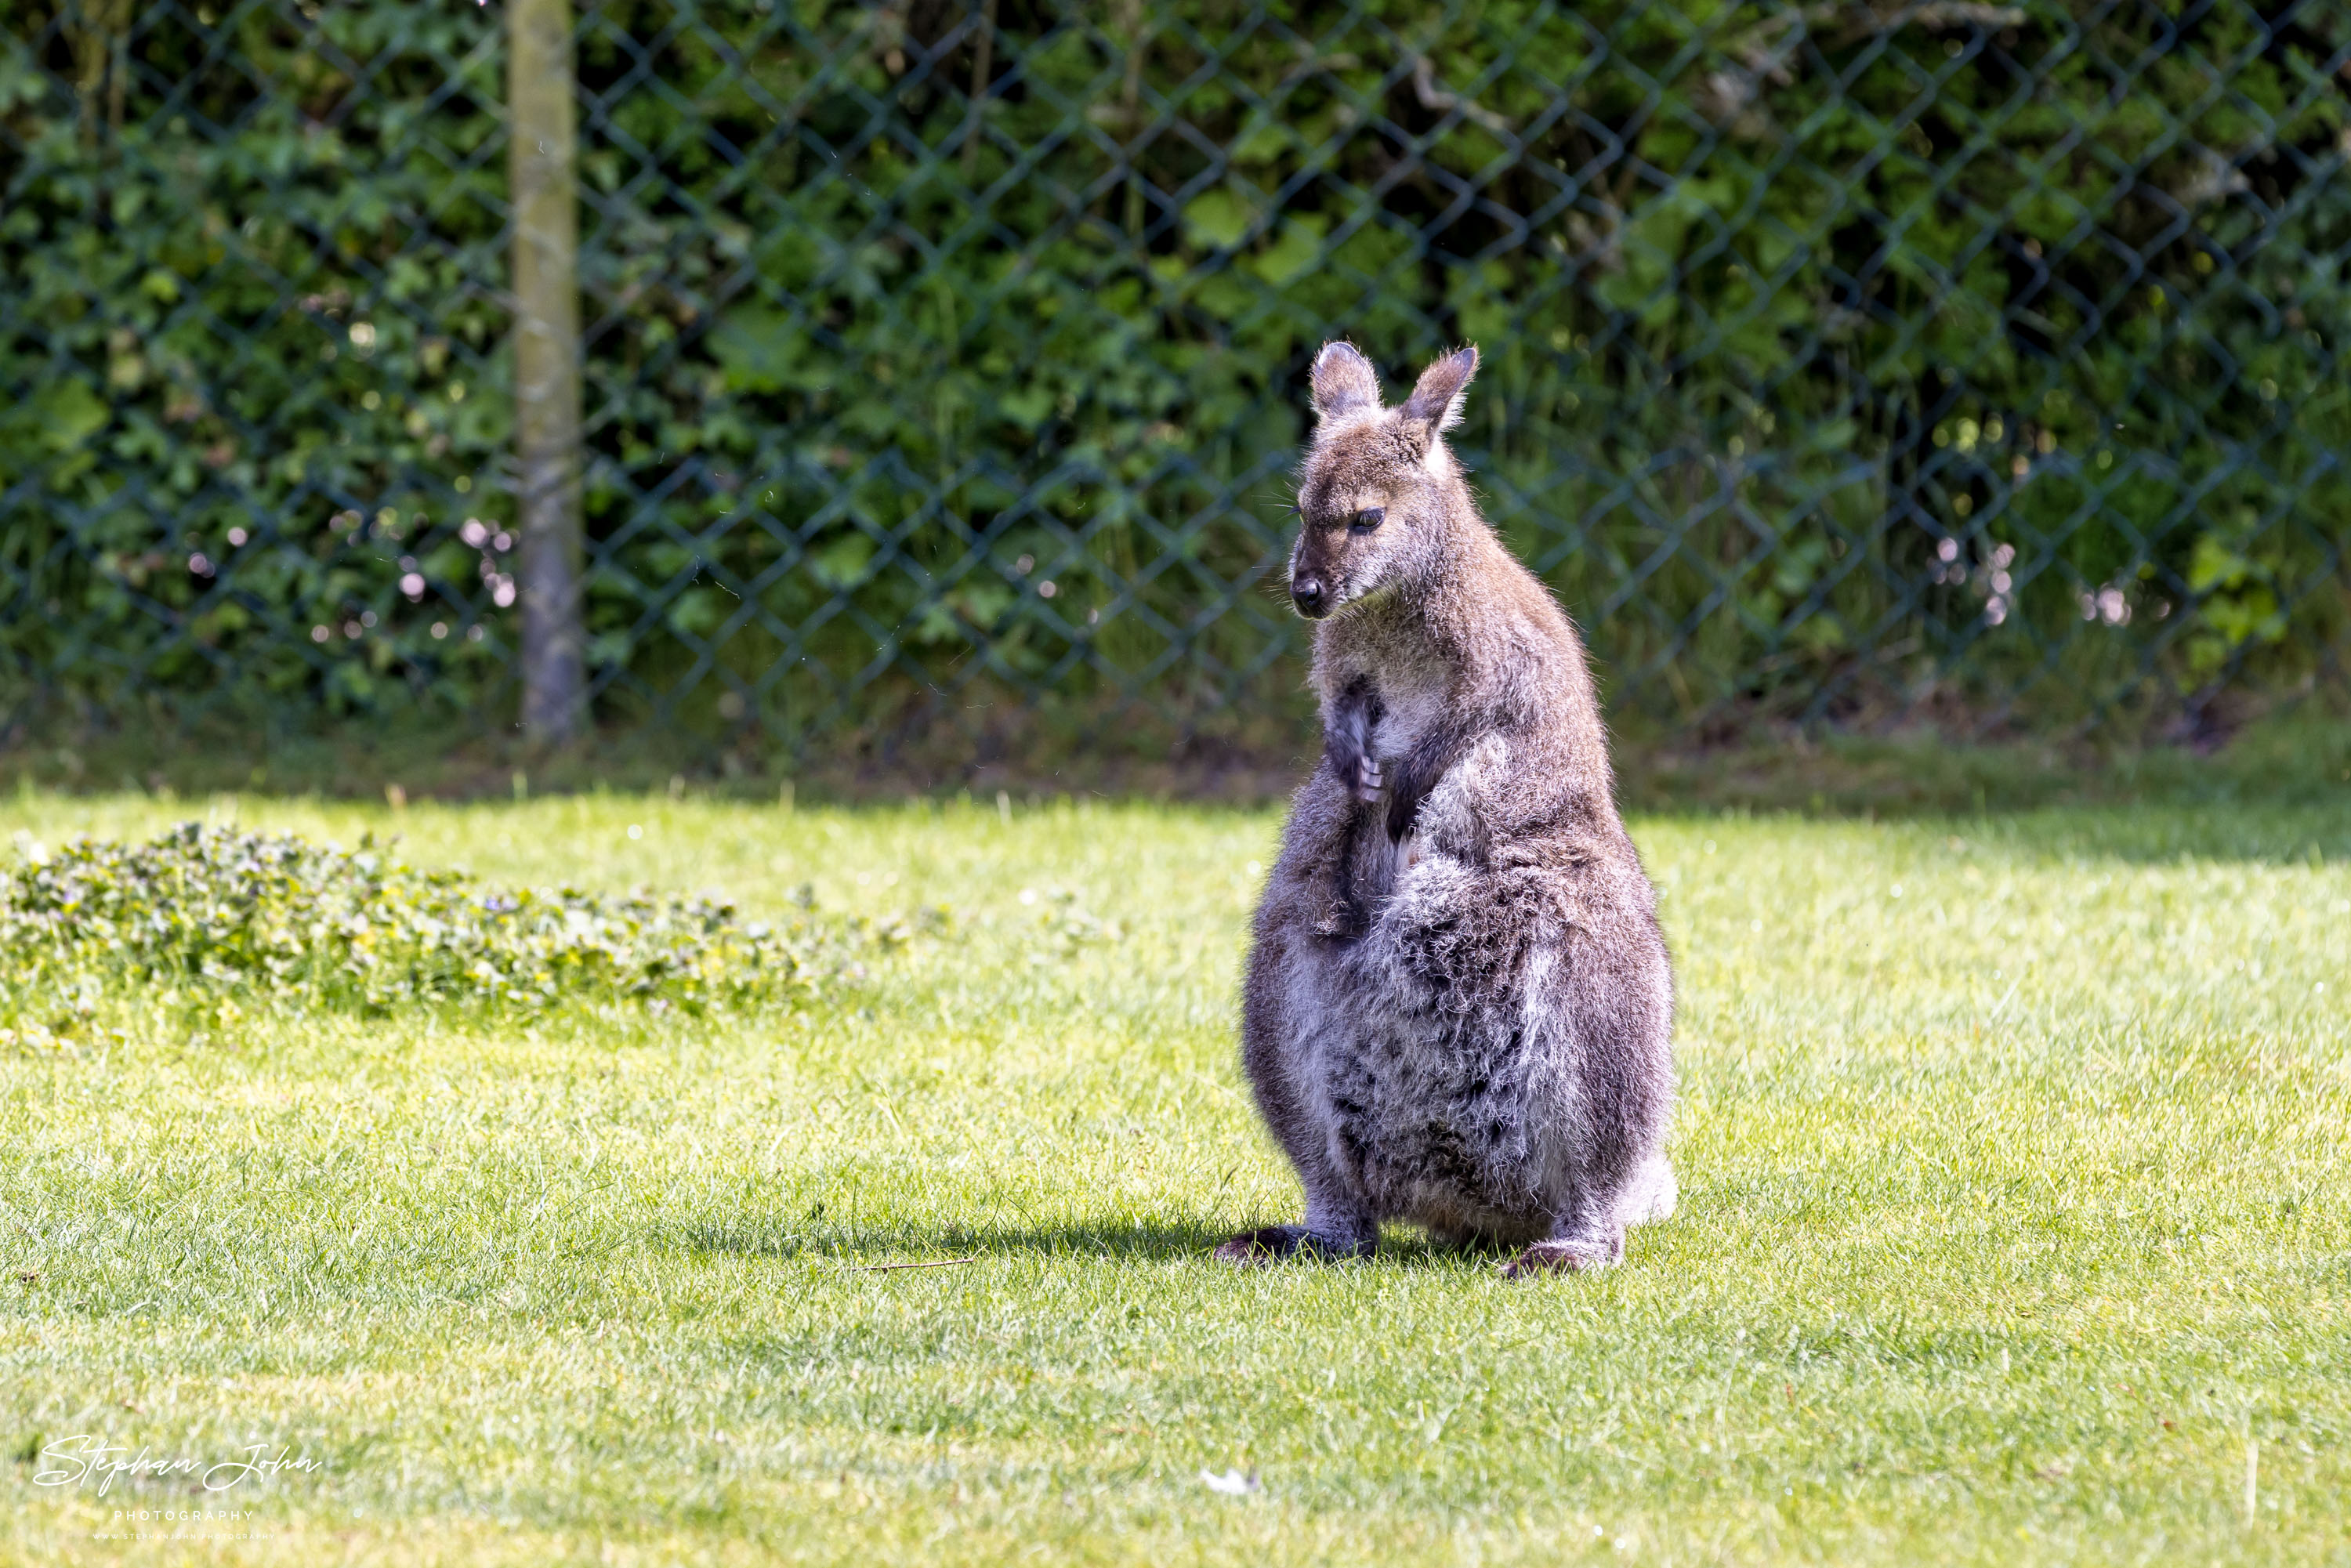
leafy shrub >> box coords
[2,0,2343,748]
[0,822,925,1041]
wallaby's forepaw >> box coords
[1213,1226,1373,1267]
[1353,754,1382,804]
[1498,1234,1623,1277]
[1311,906,1364,942]
[1395,832,1425,875]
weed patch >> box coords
[0,823,943,1044]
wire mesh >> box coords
[3,0,2346,770]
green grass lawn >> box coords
[3,788,2348,1565]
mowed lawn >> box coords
[2,790,2349,1566]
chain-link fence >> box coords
[4,0,2347,774]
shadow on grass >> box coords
[13,691,2349,824]
[1846,803,2351,867]
[681,1217,1228,1265]
[1617,715,2344,814]
[679,1217,1507,1269]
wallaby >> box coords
[1216,342,1677,1276]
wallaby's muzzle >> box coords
[1289,574,1330,618]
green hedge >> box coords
[2,0,2344,756]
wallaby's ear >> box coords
[1399,346,1478,449]
[1310,342,1382,422]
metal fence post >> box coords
[509,0,585,744]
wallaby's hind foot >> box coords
[1213,1226,1303,1266]
[1497,1233,1623,1277]
[1213,1226,1375,1267]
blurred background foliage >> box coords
[2,0,2346,780]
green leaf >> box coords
[1252,219,1325,288]
[1183,188,1255,251]
[709,308,826,394]
[809,533,875,589]
[38,380,110,453]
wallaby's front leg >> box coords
[1324,675,1385,805]
[1385,714,1469,842]
[1308,677,1386,940]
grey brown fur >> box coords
[1218,342,1677,1276]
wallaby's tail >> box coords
[1617,1152,1678,1226]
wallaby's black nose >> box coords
[1291,577,1327,617]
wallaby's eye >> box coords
[1349,507,1385,534]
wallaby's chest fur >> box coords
[1223,340,1677,1276]
[1321,607,1452,763]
